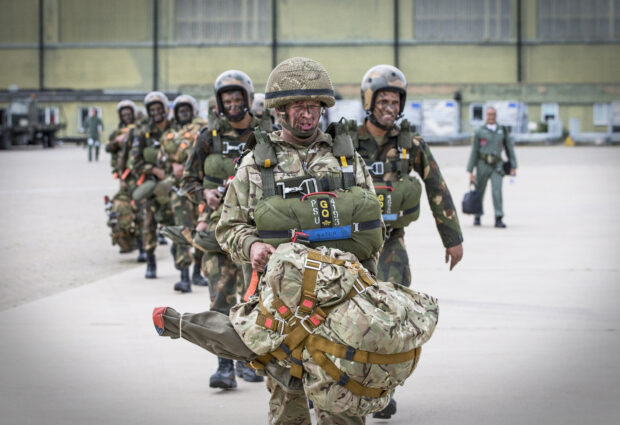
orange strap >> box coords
[243,270,259,302]
[121,168,131,180]
[137,173,146,186]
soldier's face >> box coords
[284,100,322,133]
[221,91,245,117]
[486,108,497,125]
[373,91,400,127]
[176,104,193,123]
[120,108,134,125]
[148,102,165,123]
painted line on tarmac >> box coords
[0,186,113,195]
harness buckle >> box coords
[276,178,319,199]
[304,258,322,271]
[221,140,245,155]
[299,315,318,335]
[367,162,385,176]
[273,316,287,335]
[352,278,369,295]
[353,222,360,232]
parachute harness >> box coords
[250,249,421,398]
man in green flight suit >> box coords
[467,107,518,228]
[216,56,383,425]
[355,64,464,419]
[182,70,271,389]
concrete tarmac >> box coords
[1,144,619,425]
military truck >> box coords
[0,95,66,149]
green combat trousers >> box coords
[474,160,504,218]
[266,377,365,425]
[170,191,194,269]
[378,228,411,287]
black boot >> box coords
[372,398,397,419]
[157,230,168,245]
[136,238,147,262]
[495,216,507,228]
[173,268,191,293]
[192,263,208,286]
[210,357,237,389]
[145,253,157,279]
[235,360,264,382]
[474,215,481,226]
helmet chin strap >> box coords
[222,108,247,122]
[367,112,395,131]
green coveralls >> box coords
[466,125,517,218]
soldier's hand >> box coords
[172,162,184,180]
[510,169,517,177]
[469,173,476,183]
[250,242,275,273]
[445,244,463,271]
[195,221,208,232]
[152,167,166,180]
[203,188,223,210]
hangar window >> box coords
[593,103,610,126]
[174,0,270,43]
[538,0,620,41]
[414,0,512,42]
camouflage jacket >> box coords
[181,115,265,206]
[215,129,378,264]
[358,122,463,248]
[159,117,207,184]
[106,123,135,175]
[127,118,175,176]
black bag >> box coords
[462,184,482,215]
[502,160,512,175]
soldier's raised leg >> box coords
[266,377,311,425]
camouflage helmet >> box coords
[251,93,266,116]
[172,94,199,119]
[144,91,170,116]
[116,99,136,115]
[214,70,254,115]
[361,64,407,115]
[265,57,335,109]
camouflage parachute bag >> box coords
[230,242,439,416]
[107,191,137,253]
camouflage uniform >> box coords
[182,115,266,312]
[128,93,175,278]
[159,108,206,271]
[216,57,378,425]
[356,123,463,286]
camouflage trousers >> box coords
[378,228,411,287]
[266,377,365,425]
[202,250,243,315]
[170,191,195,269]
[474,161,504,218]
[140,198,158,254]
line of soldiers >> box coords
[108,58,464,424]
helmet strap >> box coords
[367,112,394,131]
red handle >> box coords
[374,186,394,192]
[301,191,338,201]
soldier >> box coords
[103,100,145,258]
[216,57,383,425]
[182,70,272,388]
[128,91,175,278]
[158,95,208,292]
[467,107,517,228]
[356,64,464,419]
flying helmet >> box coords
[214,70,254,120]
[360,64,407,116]
[172,94,199,121]
[144,91,170,117]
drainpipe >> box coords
[153,0,159,91]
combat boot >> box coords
[474,215,481,226]
[191,263,208,286]
[495,217,507,228]
[235,360,264,383]
[145,253,157,279]
[173,268,191,293]
[372,398,397,419]
[210,357,237,389]
[136,237,147,262]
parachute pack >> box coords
[230,243,439,416]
